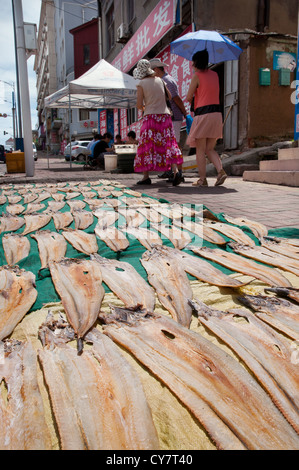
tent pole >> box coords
[69,93,72,169]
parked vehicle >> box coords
[0,145,6,163]
[33,142,38,161]
[64,140,92,161]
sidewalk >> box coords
[0,152,298,230]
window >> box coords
[79,109,90,121]
[106,4,115,51]
[128,0,135,24]
[83,44,90,65]
[127,108,138,126]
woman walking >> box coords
[186,50,227,187]
[133,59,183,186]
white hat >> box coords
[133,59,155,80]
[149,58,168,69]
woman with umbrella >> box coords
[186,49,227,187]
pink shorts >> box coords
[187,112,223,147]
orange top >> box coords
[194,69,220,109]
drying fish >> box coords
[137,207,163,223]
[119,208,145,227]
[157,245,246,288]
[91,254,156,311]
[190,299,299,434]
[67,200,86,212]
[173,219,226,245]
[22,212,52,235]
[94,225,129,252]
[191,246,292,288]
[141,247,193,327]
[203,220,256,246]
[23,193,38,204]
[0,195,7,205]
[230,242,299,277]
[121,196,146,208]
[31,230,67,270]
[264,286,299,304]
[261,237,299,260]
[0,341,51,450]
[84,199,104,210]
[7,195,22,204]
[62,229,98,255]
[238,294,299,340]
[51,192,65,202]
[6,204,25,215]
[52,211,73,230]
[2,234,30,266]
[49,257,105,352]
[0,213,24,234]
[151,223,192,250]
[0,266,37,341]
[23,202,45,214]
[34,191,52,203]
[223,214,268,239]
[101,306,299,450]
[80,191,97,199]
[47,200,65,212]
[73,209,94,230]
[123,225,163,250]
[103,198,121,208]
[65,191,81,200]
[93,208,119,228]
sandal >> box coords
[215,169,227,186]
[192,178,208,187]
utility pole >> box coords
[12,0,34,177]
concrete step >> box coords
[278,147,299,160]
[230,164,259,176]
[243,170,299,187]
[260,159,299,171]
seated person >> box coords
[127,130,138,145]
[92,132,113,168]
[114,134,124,145]
[89,134,101,157]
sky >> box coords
[0,0,41,146]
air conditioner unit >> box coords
[117,23,130,43]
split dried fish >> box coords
[23,193,38,204]
[6,204,25,216]
[137,207,163,224]
[0,195,7,205]
[118,208,145,227]
[52,211,73,231]
[34,191,52,203]
[191,246,292,287]
[122,225,163,250]
[238,294,299,340]
[0,266,37,341]
[62,229,98,255]
[49,258,105,351]
[93,208,119,228]
[141,247,193,327]
[2,234,30,266]
[203,220,256,246]
[223,214,268,239]
[51,192,65,202]
[91,254,156,311]
[264,287,299,304]
[0,341,51,450]
[101,306,299,450]
[94,225,129,252]
[65,191,81,200]
[23,203,46,214]
[47,200,66,212]
[173,219,226,245]
[22,212,52,235]
[31,230,67,270]
[7,195,22,204]
[73,209,94,230]
[261,237,299,260]
[190,299,299,434]
[151,223,192,250]
[0,213,24,234]
[67,200,86,212]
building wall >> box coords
[71,19,99,78]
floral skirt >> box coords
[134,114,183,172]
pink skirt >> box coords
[187,112,223,148]
[134,114,183,172]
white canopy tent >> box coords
[44,59,137,168]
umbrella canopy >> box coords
[44,59,137,109]
[170,30,242,64]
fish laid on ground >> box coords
[141,247,193,327]
[118,208,145,227]
[101,306,299,450]
[151,223,192,250]
[22,212,52,235]
[203,220,256,246]
[264,286,299,304]
[91,254,156,311]
[94,225,129,252]
[269,237,299,247]
[93,208,119,228]
[73,210,94,230]
[223,214,268,239]
[190,299,299,434]
[0,213,24,234]
[261,237,299,260]
[191,246,292,288]
[230,242,299,277]
[0,195,7,205]
[158,245,245,288]
[23,193,38,204]
[62,229,98,255]
[80,190,97,199]
[121,196,146,208]
[67,200,86,212]
[2,234,30,266]
[49,258,105,352]
[122,225,163,250]
[137,207,163,224]
[47,200,66,212]
[238,294,299,340]
[85,199,104,210]
[65,191,81,200]
[37,321,159,450]
[0,266,37,341]
[6,204,25,216]
[173,219,226,245]
[0,341,51,450]
[31,230,67,269]
[52,211,73,231]
[34,192,52,203]
[51,192,65,202]
[7,195,22,204]
[23,203,46,214]
[103,198,121,208]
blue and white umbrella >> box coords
[170,30,242,64]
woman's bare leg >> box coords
[195,138,208,179]
[205,138,222,173]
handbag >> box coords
[162,81,174,118]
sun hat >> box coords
[133,59,155,80]
[149,58,168,69]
